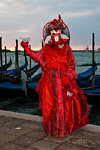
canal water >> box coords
[0,51,100,126]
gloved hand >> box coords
[21,41,29,48]
[21,41,31,55]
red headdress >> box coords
[42,14,70,42]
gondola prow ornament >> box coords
[21,14,90,138]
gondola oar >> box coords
[21,70,35,101]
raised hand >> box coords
[21,40,29,48]
[20,37,31,55]
[20,37,30,48]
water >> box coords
[0,96,42,116]
[0,51,100,126]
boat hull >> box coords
[84,93,100,104]
[84,87,100,104]
[0,82,39,100]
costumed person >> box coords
[21,14,90,138]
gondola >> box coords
[3,61,39,77]
[77,65,97,81]
[0,67,40,99]
[3,58,28,76]
[26,64,40,78]
[0,81,24,97]
[0,58,12,71]
[0,81,38,99]
[1,60,28,83]
[84,88,100,104]
[77,74,100,89]
[77,73,100,104]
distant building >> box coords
[86,46,89,52]
[98,48,100,51]
[95,48,100,53]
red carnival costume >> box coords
[21,15,90,138]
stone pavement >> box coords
[0,110,100,150]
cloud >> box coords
[17,29,29,32]
[0,0,100,50]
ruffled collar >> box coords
[48,38,69,48]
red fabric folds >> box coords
[23,39,90,138]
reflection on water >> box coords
[89,104,100,126]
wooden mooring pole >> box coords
[92,33,95,89]
[0,37,3,83]
[42,40,44,48]
[29,45,31,77]
[68,39,70,45]
[15,39,19,81]
[4,46,7,74]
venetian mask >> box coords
[50,29,61,44]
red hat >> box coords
[42,14,70,42]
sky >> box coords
[0,0,100,51]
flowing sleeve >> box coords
[66,45,78,79]
[25,46,46,72]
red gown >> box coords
[23,39,90,138]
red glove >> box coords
[21,41,31,55]
[21,41,29,48]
